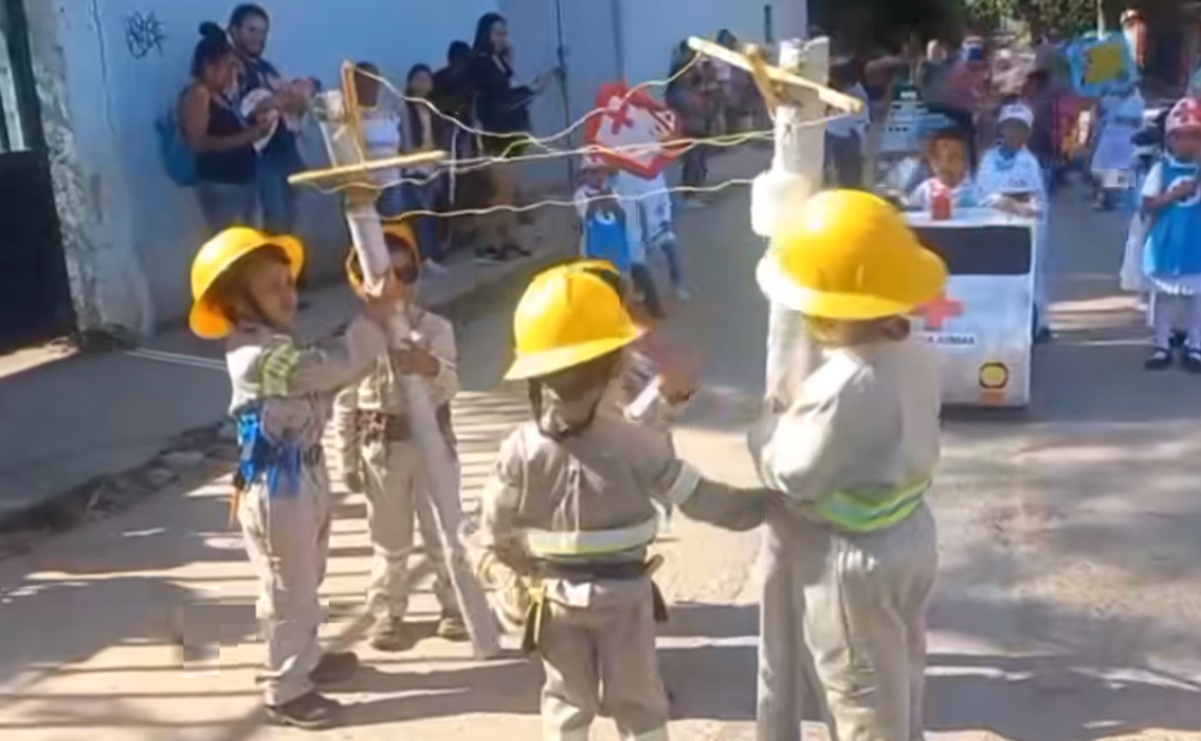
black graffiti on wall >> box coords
[124,11,167,59]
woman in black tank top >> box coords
[180,24,273,233]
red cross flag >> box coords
[583,82,681,178]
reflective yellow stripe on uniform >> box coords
[815,479,930,534]
[524,517,658,558]
[260,343,301,397]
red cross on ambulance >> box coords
[913,292,963,331]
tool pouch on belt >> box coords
[520,558,669,655]
[359,405,458,460]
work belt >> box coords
[520,555,669,655]
[358,405,456,449]
[229,445,324,527]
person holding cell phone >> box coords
[470,12,558,263]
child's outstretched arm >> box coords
[258,315,389,399]
[634,424,777,532]
[257,281,398,398]
[648,457,779,532]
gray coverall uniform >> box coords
[332,307,460,621]
[750,334,942,741]
[479,380,774,741]
[226,318,387,707]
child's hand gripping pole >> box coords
[304,74,501,659]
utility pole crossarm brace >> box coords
[288,150,446,188]
[687,36,863,114]
[288,61,448,191]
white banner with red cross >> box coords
[907,210,1038,408]
[583,82,681,179]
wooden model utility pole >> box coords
[688,35,861,740]
[288,62,501,660]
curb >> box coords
[0,244,572,550]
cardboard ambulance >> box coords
[906,208,1038,408]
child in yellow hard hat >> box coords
[566,258,698,535]
[477,263,778,741]
[189,227,401,730]
[330,223,469,650]
[751,190,947,740]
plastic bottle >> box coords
[931,183,953,220]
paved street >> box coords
[2,155,1201,740]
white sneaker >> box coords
[423,259,449,275]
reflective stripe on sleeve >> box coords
[260,344,301,396]
[524,517,658,558]
[663,461,702,506]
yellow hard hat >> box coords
[504,265,643,381]
[189,227,304,339]
[345,221,419,292]
[757,190,947,320]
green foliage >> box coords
[959,0,1104,36]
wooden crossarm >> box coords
[687,36,863,114]
[288,60,446,188]
[287,150,447,187]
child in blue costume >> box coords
[189,227,399,730]
[575,154,665,318]
[978,103,1052,341]
[1141,98,1201,372]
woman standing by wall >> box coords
[470,12,552,263]
[401,65,447,272]
[179,24,272,234]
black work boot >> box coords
[266,691,343,730]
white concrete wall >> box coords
[44,0,772,328]
[498,0,767,189]
[52,0,495,326]
[618,0,770,93]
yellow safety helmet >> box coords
[504,265,643,381]
[189,227,305,339]
[345,221,419,292]
[757,190,947,320]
